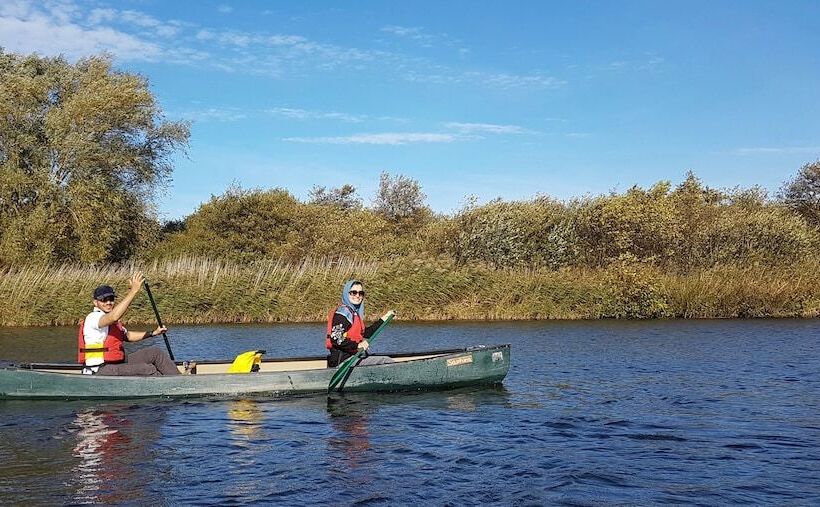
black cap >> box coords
[93,285,116,300]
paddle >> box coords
[328,312,394,392]
[143,280,175,361]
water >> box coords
[1,319,818,505]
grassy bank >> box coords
[0,256,818,327]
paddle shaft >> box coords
[328,313,393,391]
[143,281,175,361]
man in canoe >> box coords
[326,280,395,368]
[79,272,183,376]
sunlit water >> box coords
[1,319,818,505]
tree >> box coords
[0,51,189,265]
[308,184,362,210]
[779,161,820,227]
[372,172,430,224]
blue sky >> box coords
[2,0,819,220]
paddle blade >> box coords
[328,354,360,390]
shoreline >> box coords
[1,314,817,330]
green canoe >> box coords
[0,344,510,400]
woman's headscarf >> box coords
[336,279,365,323]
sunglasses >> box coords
[98,296,116,303]
[348,290,365,297]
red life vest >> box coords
[77,319,127,365]
[325,305,365,350]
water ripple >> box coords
[2,319,820,504]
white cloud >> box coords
[176,107,247,122]
[478,72,566,89]
[0,1,169,60]
[381,25,435,45]
[405,68,565,89]
[737,146,820,155]
[597,54,666,73]
[0,1,563,90]
[87,8,116,24]
[267,107,368,123]
[283,132,468,145]
[444,122,529,134]
[381,25,422,38]
[380,24,467,53]
[217,5,233,14]
[0,11,162,61]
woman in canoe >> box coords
[326,280,395,368]
[79,272,188,376]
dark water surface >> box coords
[1,319,818,505]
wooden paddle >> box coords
[143,280,175,361]
[328,312,394,392]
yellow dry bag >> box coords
[228,350,266,373]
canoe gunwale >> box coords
[11,345,500,372]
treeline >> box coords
[2,50,820,323]
[150,169,820,272]
[2,50,819,272]
[2,52,818,272]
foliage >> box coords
[597,257,671,318]
[0,51,189,265]
[574,182,679,267]
[152,169,819,277]
[445,197,577,269]
[308,183,362,210]
[157,186,305,262]
[156,185,396,262]
[779,160,820,228]
[373,172,431,230]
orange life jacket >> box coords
[325,304,365,350]
[77,319,127,365]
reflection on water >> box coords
[227,399,264,441]
[327,396,371,472]
[442,392,478,412]
[72,409,131,504]
[61,404,167,505]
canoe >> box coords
[0,344,510,400]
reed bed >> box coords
[0,255,817,327]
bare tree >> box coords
[779,161,820,227]
[308,184,362,210]
[373,172,429,222]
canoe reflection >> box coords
[326,396,371,472]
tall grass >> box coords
[0,255,817,327]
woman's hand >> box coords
[381,310,395,321]
[357,339,369,352]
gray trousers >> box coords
[97,347,180,376]
[356,355,394,366]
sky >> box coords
[1,0,819,220]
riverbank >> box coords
[0,256,818,327]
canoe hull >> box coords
[0,345,510,400]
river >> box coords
[1,319,818,505]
